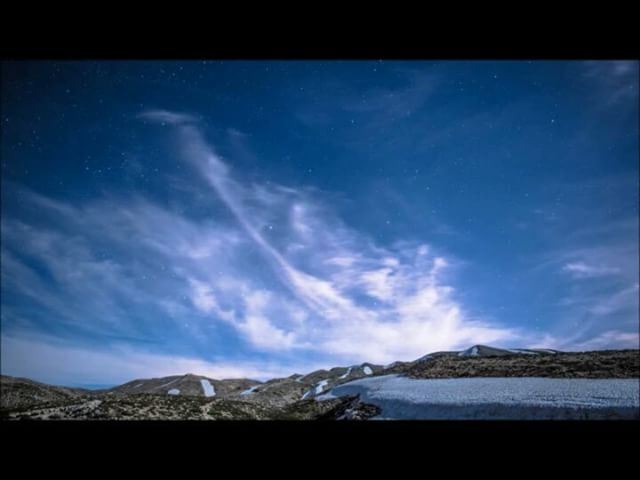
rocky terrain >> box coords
[0,388,377,421]
[239,363,383,408]
[2,346,638,420]
[389,349,640,379]
[0,375,94,411]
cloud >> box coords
[582,60,638,106]
[587,284,639,317]
[342,69,438,120]
[562,261,620,279]
[137,109,198,125]
[568,330,639,352]
[526,189,639,351]
[294,67,439,136]
[552,244,638,316]
[0,335,320,386]
[135,112,521,362]
[1,190,249,341]
[1,109,575,385]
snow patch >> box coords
[339,367,352,379]
[316,392,337,401]
[159,377,180,388]
[301,390,312,400]
[315,379,329,394]
[384,361,403,369]
[506,349,538,355]
[240,385,259,396]
[200,379,216,397]
[167,389,180,395]
[458,346,479,357]
[363,366,373,375]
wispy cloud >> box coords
[562,261,620,279]
[138,109,198,125]
[527,193,639,350]
[294,67,439,135]
[1,110,525,383]
[569,330,639,352]
[3,107,635,385]
[342,69,438,120]
[586,284,640,317]
[139,111,520,363]
[582,60,639,106]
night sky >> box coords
[1,60,638,387]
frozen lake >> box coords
[319,375,640,420]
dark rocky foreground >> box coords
[0,392,379,421]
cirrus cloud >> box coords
[0,110,571,384]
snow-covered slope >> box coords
[319,375,640,420]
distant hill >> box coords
[394,347,640,379]
[0,375,92,411]
[109,373,260,398]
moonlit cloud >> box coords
[587,284,640,317]
[569,330,639,352]
[524,196,639,352]
[1,110,527,383]
[562,261,620,279]
[147,113,520,362]
[582,60,639,106]
[137,109,198,125]
[2,62,637,388]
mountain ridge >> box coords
[2,346,638,420]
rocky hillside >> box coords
[2,346,638,420]
[110,373,260,398]
[0,375,92,411]
[397,348,640,379]
[0,388,377,421]
[239,363,384,407]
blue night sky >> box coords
[1,60,638,387]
